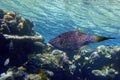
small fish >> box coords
[49,31,114,51]
[4,58,10,66]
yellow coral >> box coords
[38,70,50,80]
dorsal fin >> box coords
[75,28,80,32]
[75,28,87,34]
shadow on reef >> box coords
[0,9,120,80]
[0,34,11,73]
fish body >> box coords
[49,31,114,51]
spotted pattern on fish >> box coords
[49,31,96,50]
[49,31,113,51]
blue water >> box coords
[0,0,120,49]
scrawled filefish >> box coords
[49,31,114,51]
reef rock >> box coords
[0,9,45,73]
[0,9,34,35]
[0,45,120,80]
[71,45,120,80]
[24,50,71,73]
[16,46,120,80]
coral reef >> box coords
[0,9,45,73]
[23,46,120,80]
[92,67,118,77]
[24,50,71,72]
[0,46,120,80]
[0,9,34,35]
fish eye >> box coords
[58,35,61,38]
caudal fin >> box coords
[95,36,115,42]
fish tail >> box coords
[95,36,115,42]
